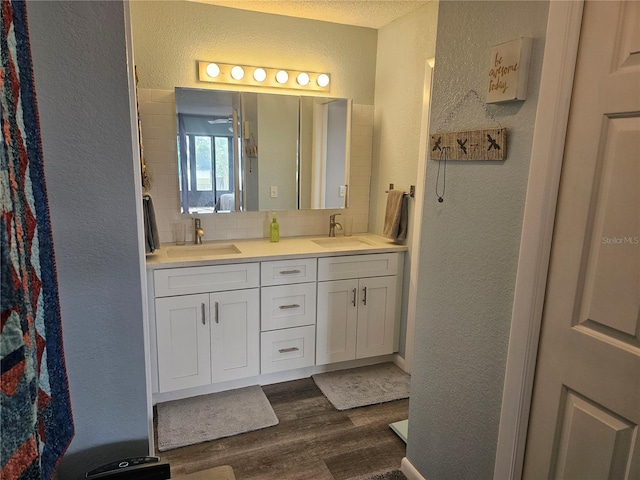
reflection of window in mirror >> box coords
[177,132,234,213]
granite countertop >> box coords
[145,233,407,269]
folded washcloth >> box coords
[383,189,408,242]
[143,193,160,253]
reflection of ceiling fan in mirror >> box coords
[207,115,232,124]
[208,116,233,132]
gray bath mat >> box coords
[312,363,410,411]
[359,470,407,480]
[156,385,278,451]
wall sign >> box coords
[487,37,532,104]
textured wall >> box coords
[370,2,439,234]
[27,1,149,477]
[371,2,439,357]
[130,1,378,104]
[407,1,549,478]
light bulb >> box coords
[275,70,289,84]
[317,73,330,87]
[231,66,245,80]
[297,72,310,86]
[206,63,220,78]
[253,68,267,82]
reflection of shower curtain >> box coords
[1,1,74,477]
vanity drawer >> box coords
[260,325,315,374]
[260,258,317,286]
[317,253,399,281]
[261,282,316,331]
[154,263,259,297]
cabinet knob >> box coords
[201,303,206,325]
[214,301,219,323]
[362,286,367,306]
[352,288,357,307]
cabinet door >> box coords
[356,276,397,359]
[155,294,210,392]
[210,288,260,383]
[316,279,358,365]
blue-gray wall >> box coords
[407,1,549,478]
[28,1,149,477]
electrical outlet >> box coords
[339,185,346,197]
[270,186,278,198]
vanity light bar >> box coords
[197,61,331,92]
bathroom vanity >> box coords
[146,234,406,403]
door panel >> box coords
[316,279,358,365]
[579,115,640,342]
[356,276,397,358]
[210,288,259,383]
[156,294,210,392]
[553,389,636,480]
[524,1,640,478]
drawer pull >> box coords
[278,347,300,354]
[214,301,219,323]
[201,303,206,325]
[362,286,367,306]
[352,288,357,307]
[279,304,300,310]
[279,269,301,275]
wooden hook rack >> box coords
[429,128,507,161]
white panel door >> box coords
[356,276,397,359]
[316,279,358,365]
[210,288,260,383]
[155,294,210,392]
[524,2,640,478]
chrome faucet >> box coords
[194,218,204,244]
[329,214,343,237]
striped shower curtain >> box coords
[1,1,75,478]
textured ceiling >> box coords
[190,0,432,29]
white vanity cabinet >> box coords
[316,253,401,365]
[259,258,317,374]
[148,241,406,399]
[153,263,260,392]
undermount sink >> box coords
[165,243,241,258]
[312,237,374,248]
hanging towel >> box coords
[143,193,160,253]
[383,190,408,242]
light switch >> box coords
[270,186,278,198]
[339,185,346,197]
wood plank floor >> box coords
[157,378,409,479]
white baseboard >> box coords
[400,457,425,480]
[392,353,407,372]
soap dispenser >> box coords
[270,213,280,243]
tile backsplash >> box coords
[138,89,373,244]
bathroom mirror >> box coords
[176,87,351,214]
